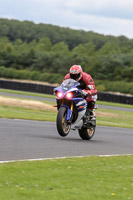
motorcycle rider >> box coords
[64,65,97,122]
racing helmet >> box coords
[69,65,83,81]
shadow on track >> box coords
[24,132,106,144]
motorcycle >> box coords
[54,78,96,140]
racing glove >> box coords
[82,90,88,97]
[82,89,92,97]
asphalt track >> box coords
[0,119,132,161]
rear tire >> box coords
[56,107,71,137]
[78,127,95,140]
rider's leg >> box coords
[83,101,95,124]
[87,101,96,120]
[84,95,97,124]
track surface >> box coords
[0,119,132,161]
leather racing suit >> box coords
[64,72,97,119]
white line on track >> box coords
[0,154,132,164]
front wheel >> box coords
[78,127,95,140]
[56,107,71,137]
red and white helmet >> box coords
[69,65,83,81]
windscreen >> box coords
[62,79,79,90]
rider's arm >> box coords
[82,73,97,96]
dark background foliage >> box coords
[0,18,133,94]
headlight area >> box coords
[65,92,73,99]
[56,91,64,99]
[55,91,74,99]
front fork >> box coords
[61,101,73,121]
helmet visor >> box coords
[70,73,80,80]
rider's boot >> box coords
[89,109,96,120]
[83,108,90,125]
[83,109,96,128]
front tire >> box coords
[78,127,95,140]
[56,107,71,137]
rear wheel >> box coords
[56,107,71,137]
[78,127,95,140]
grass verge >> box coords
[97,100,133,109]
[96,108,133,129]
[0,97,132,128]
[0,105,133,128]
[0,88,133,109]
[0,106,57,122]
[0,155,133,200]
[0,90,133,129]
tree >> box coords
[36,37,52,52]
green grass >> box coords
[0,88,133,129]
[0,88,133,109]
[0,105,133,129]
[0,106,57,121]
[97,100,133,109]
[96,108,133,129]
[0,155,133,200]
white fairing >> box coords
[68,88,79,92]
[71,99,87,130]
[71,119,84,130]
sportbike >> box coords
[54,79,96,140]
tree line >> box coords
[0,18,133,94]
